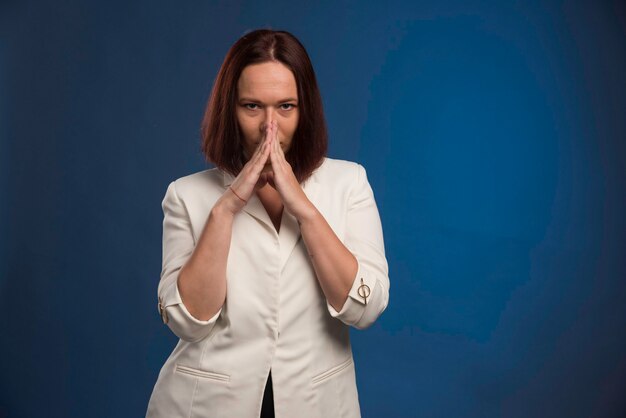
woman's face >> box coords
[236,61,299,171]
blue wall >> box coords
[1,1,624,417]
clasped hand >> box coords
[225,120,315,222]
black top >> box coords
[260,370,274,418]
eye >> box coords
[280,103,297,111]
[244,103,260,110]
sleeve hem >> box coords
[326,260,377,326]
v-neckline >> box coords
[256,189,284,234]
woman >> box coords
[146,29,390,418]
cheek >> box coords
[238,121,258,144]
[236,115,250,132]
[285,117,298,136]
[236,111,255,131]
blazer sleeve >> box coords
[156,181,222,342]
[326,163,390,330]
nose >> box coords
[262,109,276,132]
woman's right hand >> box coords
[217,125,274,215]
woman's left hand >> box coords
[266,120,316,222]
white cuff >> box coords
[158,278,222,342]
[326,261,385,330]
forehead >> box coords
[237,62,297,98]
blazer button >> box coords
[158,296,168,324]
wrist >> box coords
[296,203,320,227]
[214,193,244,217]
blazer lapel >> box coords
[277,176,320,270]
[221,169,321,271]
[221,170,273,230]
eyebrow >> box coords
[238,97,298,104]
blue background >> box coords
[1,1,625,417]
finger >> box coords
[270,121,284,169]
[248,128,266,160]
[276,122,286,161]
[253,129,273,172]
[251,125,272,166]
[269,121,279,166]
[252,140,271,174]
[251,125,271,160]
[272,121,285,161]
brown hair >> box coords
[200,29,328,184]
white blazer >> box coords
[146,157,390,418]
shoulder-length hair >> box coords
[200,29,328,184]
